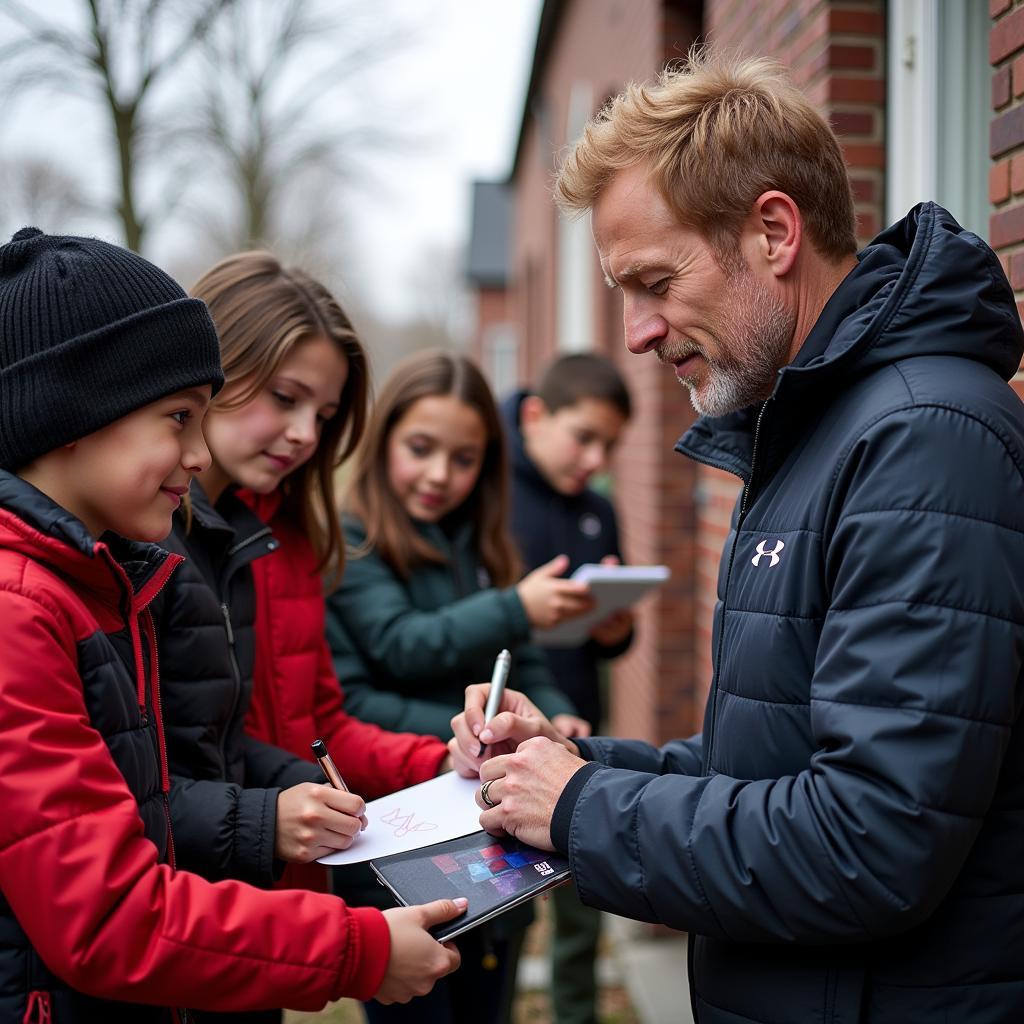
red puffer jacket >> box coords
[0,474,390,1022]
[242,491,448,891]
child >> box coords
[501,352,634,1024]
[324,349,594,1023]
[164,251,449,906]
[0,228,463,1023]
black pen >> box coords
[311,738,349,791]
[312,738,368,830]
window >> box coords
[887,0,990,237]
[557,81,595,352]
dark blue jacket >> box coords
[552,204,1024,1023]
[500,391,631,727]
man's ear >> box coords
[520,395,550,433]
[746,191,801,278]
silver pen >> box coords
[478,649,512,756]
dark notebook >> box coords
[371,830,572,941]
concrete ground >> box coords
[285,906,691,1024]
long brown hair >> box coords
[190,251,368,581]
[346,349,519,586]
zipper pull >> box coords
[220,603,235,645]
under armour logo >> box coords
[751,539,785,567]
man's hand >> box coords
[551,713,592,739]
[274,783,368,861]
[473,736,588,850]
[448,684,578,779]
[376,899,465,1004]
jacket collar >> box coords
[0,469,179,611]
[676,202,1024,481]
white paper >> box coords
[533,563,671,648]
[317,771,483,865]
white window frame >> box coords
[886,0,990,238]
[557,81,595,352]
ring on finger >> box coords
[480,779,498,807]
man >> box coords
[449,50,1024,1023]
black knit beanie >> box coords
[0,226,225,471]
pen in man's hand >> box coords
[478,649,512,757]
[312,738,368,830]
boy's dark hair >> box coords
[536,353,632,419]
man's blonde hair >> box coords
[556,49,857,262]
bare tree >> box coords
[0,156,94,237]
[182,0,421,261]
[0,0,234,252]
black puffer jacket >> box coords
[552,204,1024,1022]
[156,482,321,885]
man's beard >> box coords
[657,272,795,418]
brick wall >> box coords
[510,0,704,746]
[990,0,1024,401]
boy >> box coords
[0,227,462,1023]
[500,352,633,1024]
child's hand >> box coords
[517,554,595,629]
[551,713,592,739]
[589,608,633,646]
[377,900,465,1004]
[274,782,368,861]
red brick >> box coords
[992,159,1012,204]
[828,76,886,103]
[856,210,879,240]
[829,8,885,35]
[841,142,886,168]
[992,0,1013,17]
[994,65,1012,108]
[991,103,1024,157]
[826,43,877,69]
[990,203,1024,248]
[849,175,877,203]
[830,110,874,135]
[1012,155,1024,194]
[1009,252,1024,290]
[991,6,1024,65]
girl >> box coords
[325,349,594,1023]
[156,253,453,1020]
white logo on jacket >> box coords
[751,539,785,567]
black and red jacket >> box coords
[0,471,389,1023]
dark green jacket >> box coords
[326,516,577,738]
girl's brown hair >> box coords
[346,348,519,586]
[190,251,368,581]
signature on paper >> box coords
[379,807,439,838]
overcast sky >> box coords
[0,0,542,322]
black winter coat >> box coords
[156,482,321,886]
[552,204,1024,1023]
[500,391,631,727]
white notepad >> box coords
[317,771,482,866]
[533,563,670,648]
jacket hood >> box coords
[500,389,551,492]
[678,203,1024,477]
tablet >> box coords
[533,563,670,647]
[371,830,571,942]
